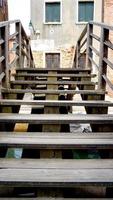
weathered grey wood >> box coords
[1,132,113,138]
[0,198,111,200]
[98,28,109,90]
[89,46,100,57]
[0,133,113,149]
[15,22,22,68]
[86,23,93,69]
[41,71,62,159]
[0,56,5,63]
[11,80,96,86]
[0,72,5,82]
[0,168,113,186]
[90,33,100,42]
[0,99,112,107]
[103,57,113,70]
[0,39,4,45]
[16,68,91,72]
[14,73,96,78]
[1,88,105,95]
[9,31,18,40]
[0,158,113,169]
[0,113,113,124]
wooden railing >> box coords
[74,21,113,92]
[0,20,35,88]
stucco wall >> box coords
[31,0,103,69]
[31,0,97,46]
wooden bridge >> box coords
[0,20,113,199]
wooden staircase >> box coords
[0,20,113,199]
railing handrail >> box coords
[0,19,35,89]
[0,19,20,27]
[74,21,113,94]
[89,21,113,31]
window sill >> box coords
[76,22,88,25]
[43,22,62,25]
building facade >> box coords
[31,0,103,68]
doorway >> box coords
[45,52,60,69]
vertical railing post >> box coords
[5,23,9,88]
[98,27,109,90]
[76,41,80,68]
[86,23,93,69]
[0,23,9,88]
[16,21,21,68]
[26,39,30,68]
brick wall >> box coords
[32,46,75,68]
[0,0,8,21]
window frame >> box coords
[76,0,94,25]
[43,0,62,25]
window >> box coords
[78,1,94,22]
[44,1,61,24]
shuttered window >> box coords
[45,2,60,23]
[78,1,94,22]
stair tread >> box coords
[0,99,112,107]
[1,88,106,95]
[0,132,113,148]
[15,68,91,72]
[0,168,113,186]
[14,73,96,77]
[0,113,113,124]
[11,80,96,85]
[0,158,113,169]
[0,197,113,200]
[0,132,113,138]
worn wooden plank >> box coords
[98,28,109,90]
[0,198,111,200]
[0,168,113,186]
[1,89,106,95]
[0,113,113,124]
[15,68,91,72]
[0,133,113,149]
[0,100,112,107]
[11,80,96,86]
[0,158,113,169]
[0,72,5,82]
[14,73,96,78]
[0,56,5,63]
[0,132,113,139]
[14,93,33,132]
[41,71,61,158]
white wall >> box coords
[8,0,30,35]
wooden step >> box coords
[0,168,112,187]
[14,73,96,78]
[0,113,112,124]
[10,80,96,86]
[0,158,113,169]
[15,68,91,72]
[0,132,113,149]
[1,132,113,138]
[0,199,111,200]
[0,100,112,107]
[1,88,105,95]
